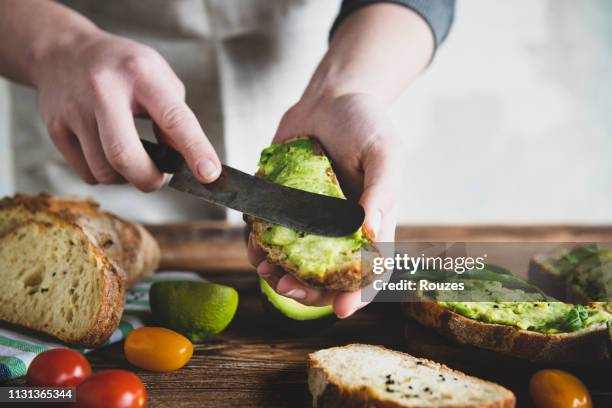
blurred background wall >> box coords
[1,0,611,224]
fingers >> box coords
[69,114,125,185]
[247,233,266,266]
[136,78,221,183]
[359,136,402,241]
[333,289,369,319]
[94,97,165,192]
[250,233,341,309]
[47,121,97,184]
[275,274,337,307]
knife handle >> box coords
[141,139,184,173]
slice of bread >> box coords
[0,220,124,347]
[249,137,374,291]
[308,344,515,408]
[528,253,567,301]
[0,193,160,286]
[402,301,610,362]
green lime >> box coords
[149,281,239,343]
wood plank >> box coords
[5,224,612,407]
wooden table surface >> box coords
[6,224,612,407]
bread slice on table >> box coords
[308,344,515,408]
[0,220,124,347]
[0,193,160,286]
[402,301,610,362]
[248,137,374,292]
[528,253,567,301]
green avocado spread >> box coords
[257,139,367,276]
[437,281,611,333]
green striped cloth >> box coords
[0,272,205,380]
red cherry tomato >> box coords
[76,370,146,408]
[26,348,92,387]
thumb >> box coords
[359,138,402,242]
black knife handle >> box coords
[141,139,184,173]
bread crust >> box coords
[528,255,567,300]
[0,221,125,348]
[248,136,374,292]
[0,193,160,286]
[67,231,125,348]
[308,344,516,408]
[402,301,610,362]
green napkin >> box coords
[0,272,205,380]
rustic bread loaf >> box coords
[308,344,515,408]
[0,193,160,286]
[0,220,124,347]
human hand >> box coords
[248,92,402,318]
[33,30,220,190]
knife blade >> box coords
[142,139,365,237]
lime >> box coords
[149,281,239,343]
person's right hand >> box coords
[32,30,221,191]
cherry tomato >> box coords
[124,327,193,372]
[76,370,146,408]
[26,348,92,387]
[530,369,592,408]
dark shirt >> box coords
[332,0,455,51]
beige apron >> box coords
[9,0,338,222]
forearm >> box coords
[0,0,99,86]
[304,3,434,106]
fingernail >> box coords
[280,288,306,300]
[197,159,221,182]
[367,210,382,240]
[336,308,355,319]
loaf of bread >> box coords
[0,193,160,286]
[308,344,515,407]
[0,193,161,347]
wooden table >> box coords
[6,225,612,407]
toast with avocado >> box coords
[308,344,516,408]
[402,280,612,361]
[248,137,373,291]
[529,245,612,312]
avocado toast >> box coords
[249,137,373,291]
[402,280,612,362]
[530,245,612,312]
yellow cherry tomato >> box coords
[530,369,592,408]
[124,327,193,372]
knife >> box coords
[141,139,365,237]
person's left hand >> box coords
[247,91,403,318]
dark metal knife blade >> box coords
[142,139,365,237]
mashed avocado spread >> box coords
[257,139,367,276]
[437,281,611,333]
